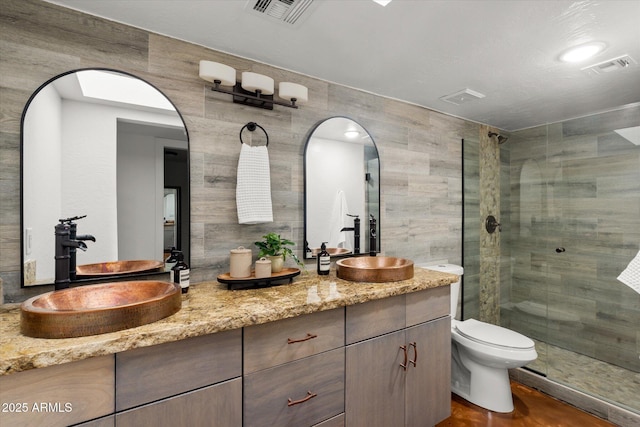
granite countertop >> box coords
[0,268,456,376]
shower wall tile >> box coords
[0,0,472,301]
[562,105,640,138]
[507,105,640,377]
[478,125,502,324]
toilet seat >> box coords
[454,319,534,350]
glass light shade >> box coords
[199,60,236,86]
[241,72,274,95]
[278,82,308,104]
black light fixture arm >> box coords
[210,80,299,109]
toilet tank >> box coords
[418,264,464,319]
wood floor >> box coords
[435,381,615,427]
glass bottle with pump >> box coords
[165,247,179,281]
[172,251,190,293]
[317,242,330,275]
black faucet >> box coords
[68,218,95,281]
[340,214,360,254]
[369,214,377,256]
[54,216,94,290]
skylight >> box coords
[76,70,175,111]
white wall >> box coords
[116,131,161,261]
[61,100,118,265]
[306,137,365,250]
[23,84,62,282]
[56,100,183,267]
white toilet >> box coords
[421,264,537,413]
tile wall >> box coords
[0,0,477,302]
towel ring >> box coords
[240,122,269,147]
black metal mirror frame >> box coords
[20,68,190,287]
[303,116,381,259]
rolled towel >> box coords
[236,143,273,224]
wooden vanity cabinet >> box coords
[115,378,241,426]
[0,355,114,427]
[345,286,451,427]
[1,285,450,427]
[115,329,242,426]
[243,308,345,374]
[243,308,346,427]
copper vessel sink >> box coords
[336,256,414,283]
[76,260,164,277]
[20,281,181,339]
[309,247,352,257]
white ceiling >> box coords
[46,0,640,131]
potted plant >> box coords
[254,232,303,273]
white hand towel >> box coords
[617,249,640,294]
[328,190,351,249]
[236,143,273,224]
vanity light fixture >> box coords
[559,42,606,63]
[372,0,393,6]
[199,60,308,109]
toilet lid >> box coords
[455,319,534,349]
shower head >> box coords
[488,131,509,144]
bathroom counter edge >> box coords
[0,268,456,376]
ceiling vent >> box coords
[248,0,316,26]
[581,55,636,76]
[440,88,486,105]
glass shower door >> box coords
[507,106,640,413]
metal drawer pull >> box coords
[409,342,417,367]
[287,391,317,406]
[287,333,317,344]
[400,345,408,370]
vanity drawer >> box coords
[346,294,405,344]
[405,286,450,327]
[244,308,344,374]
[116,329,242,411]
[116,378,241,427]
[244,348,345,427]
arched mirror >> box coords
[304,117,380,259]
[21,69,189,286]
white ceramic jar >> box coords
[229,246,252,278]
[254,257,272,279]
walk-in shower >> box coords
[464,105,640,418]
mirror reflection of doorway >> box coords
[164,147,189,261]
[164,187,179,252]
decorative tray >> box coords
[217,268,301,290]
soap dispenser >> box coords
[165,247,179,281]
[317,242,330,275]
[172,251,190,294]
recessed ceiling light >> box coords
[559,42,606,63]
[372,0,393,6]
[344,130,360,139]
